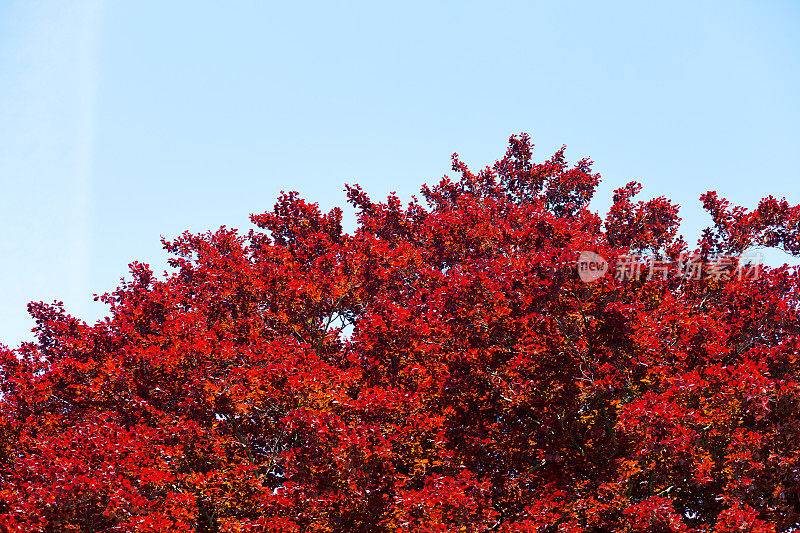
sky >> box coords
[0,0,799,347]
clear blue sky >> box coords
[1,1,799,347]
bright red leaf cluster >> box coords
[2,133,800,532]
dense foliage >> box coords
[2,134,800,532]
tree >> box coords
[1,133,799,532]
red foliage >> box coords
[2,133,800,532]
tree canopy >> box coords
[2,134,800,532]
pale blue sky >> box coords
[1,1,799,347]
